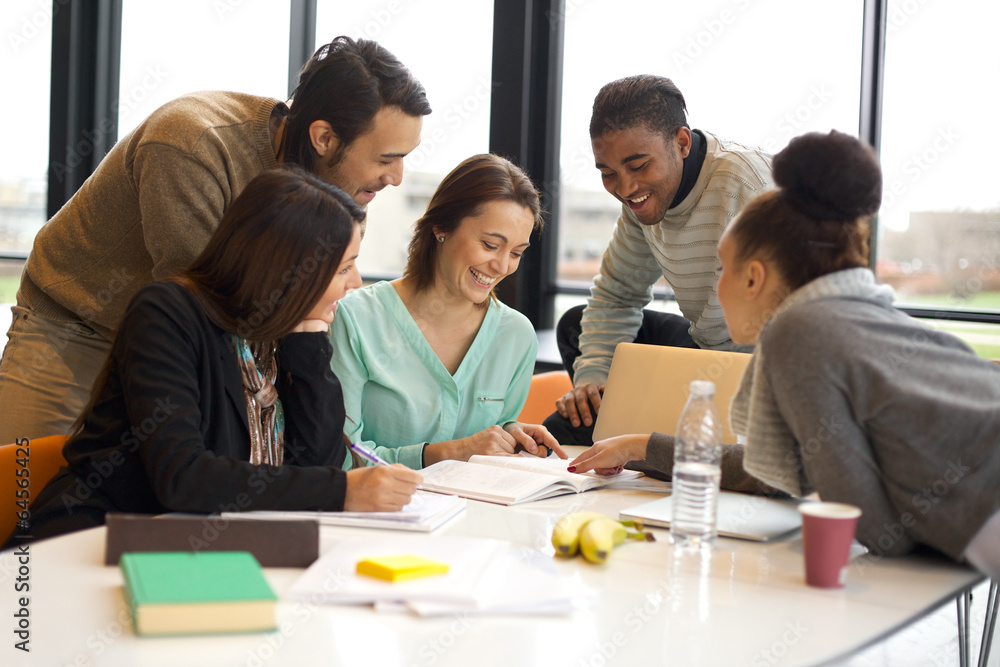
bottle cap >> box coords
[689,380,715,396]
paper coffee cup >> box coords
[799,502,862,588]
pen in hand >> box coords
[349,441,391,467]
[348,442,428,493]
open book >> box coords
[419,455,663,505]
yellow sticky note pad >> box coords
[356,555,450,582]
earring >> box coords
[437,236,445,243]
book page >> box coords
[421,460,578,502]
[469,455,643,487]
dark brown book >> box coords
[104,513,319,567]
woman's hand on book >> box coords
[567,434,649,476]
[344,464,422,512]
[423,426,519,465]
[503,422,567,459]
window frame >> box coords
[17,0,1000,327]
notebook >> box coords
[619,492,802,542]
[593,343,752,443]
[224,492,467,532]
[419,454,650,505]
[120,551,277,636]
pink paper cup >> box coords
[799,502,862,589]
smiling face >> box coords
[305,223,363,324]
[315,105,423,209]
[434,200,534,305]
[592,125,690,225]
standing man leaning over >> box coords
[0,36,430,443]
[544,75,773,445]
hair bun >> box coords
[772,130,882,221]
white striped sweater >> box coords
[574,131,773,387]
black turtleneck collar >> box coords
[668,129,707,209]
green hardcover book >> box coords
[120,551,277,636]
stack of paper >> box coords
[224,492,466,532]
[286,535,588,616]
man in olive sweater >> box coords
[0,36,430,443]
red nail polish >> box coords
[567,466,576,472]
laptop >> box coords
[592,343,752,444]
[620,492,802,542]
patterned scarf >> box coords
[232,336,285,466]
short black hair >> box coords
[589,75,688,141]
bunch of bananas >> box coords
[551,511,654,564]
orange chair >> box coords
[517,370,573,425]
[0,434,69,544]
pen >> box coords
[349,441,390,467]
[349,441,428,493]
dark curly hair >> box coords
[729,130,883,290]
[589,75,688,141]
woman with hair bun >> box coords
[571,130,1000,575]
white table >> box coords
[1,481,983,667]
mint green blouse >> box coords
[328,281,537,469]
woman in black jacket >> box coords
[9,167,421,545]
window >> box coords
[876,0,1000,315]
[117,0,290,140]
[314,0,494,276]
[556,0,863,319]
[0,0,51,272]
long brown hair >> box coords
[729,130,882,290]
[180,166,365,341]
[403,154,544,295]
[69,167,364,438]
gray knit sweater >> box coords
[732,268,1000,559]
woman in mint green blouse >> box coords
[329,154,565,468]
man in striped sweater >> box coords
[546,75,773,445]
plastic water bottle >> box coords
[670,380,723,552]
